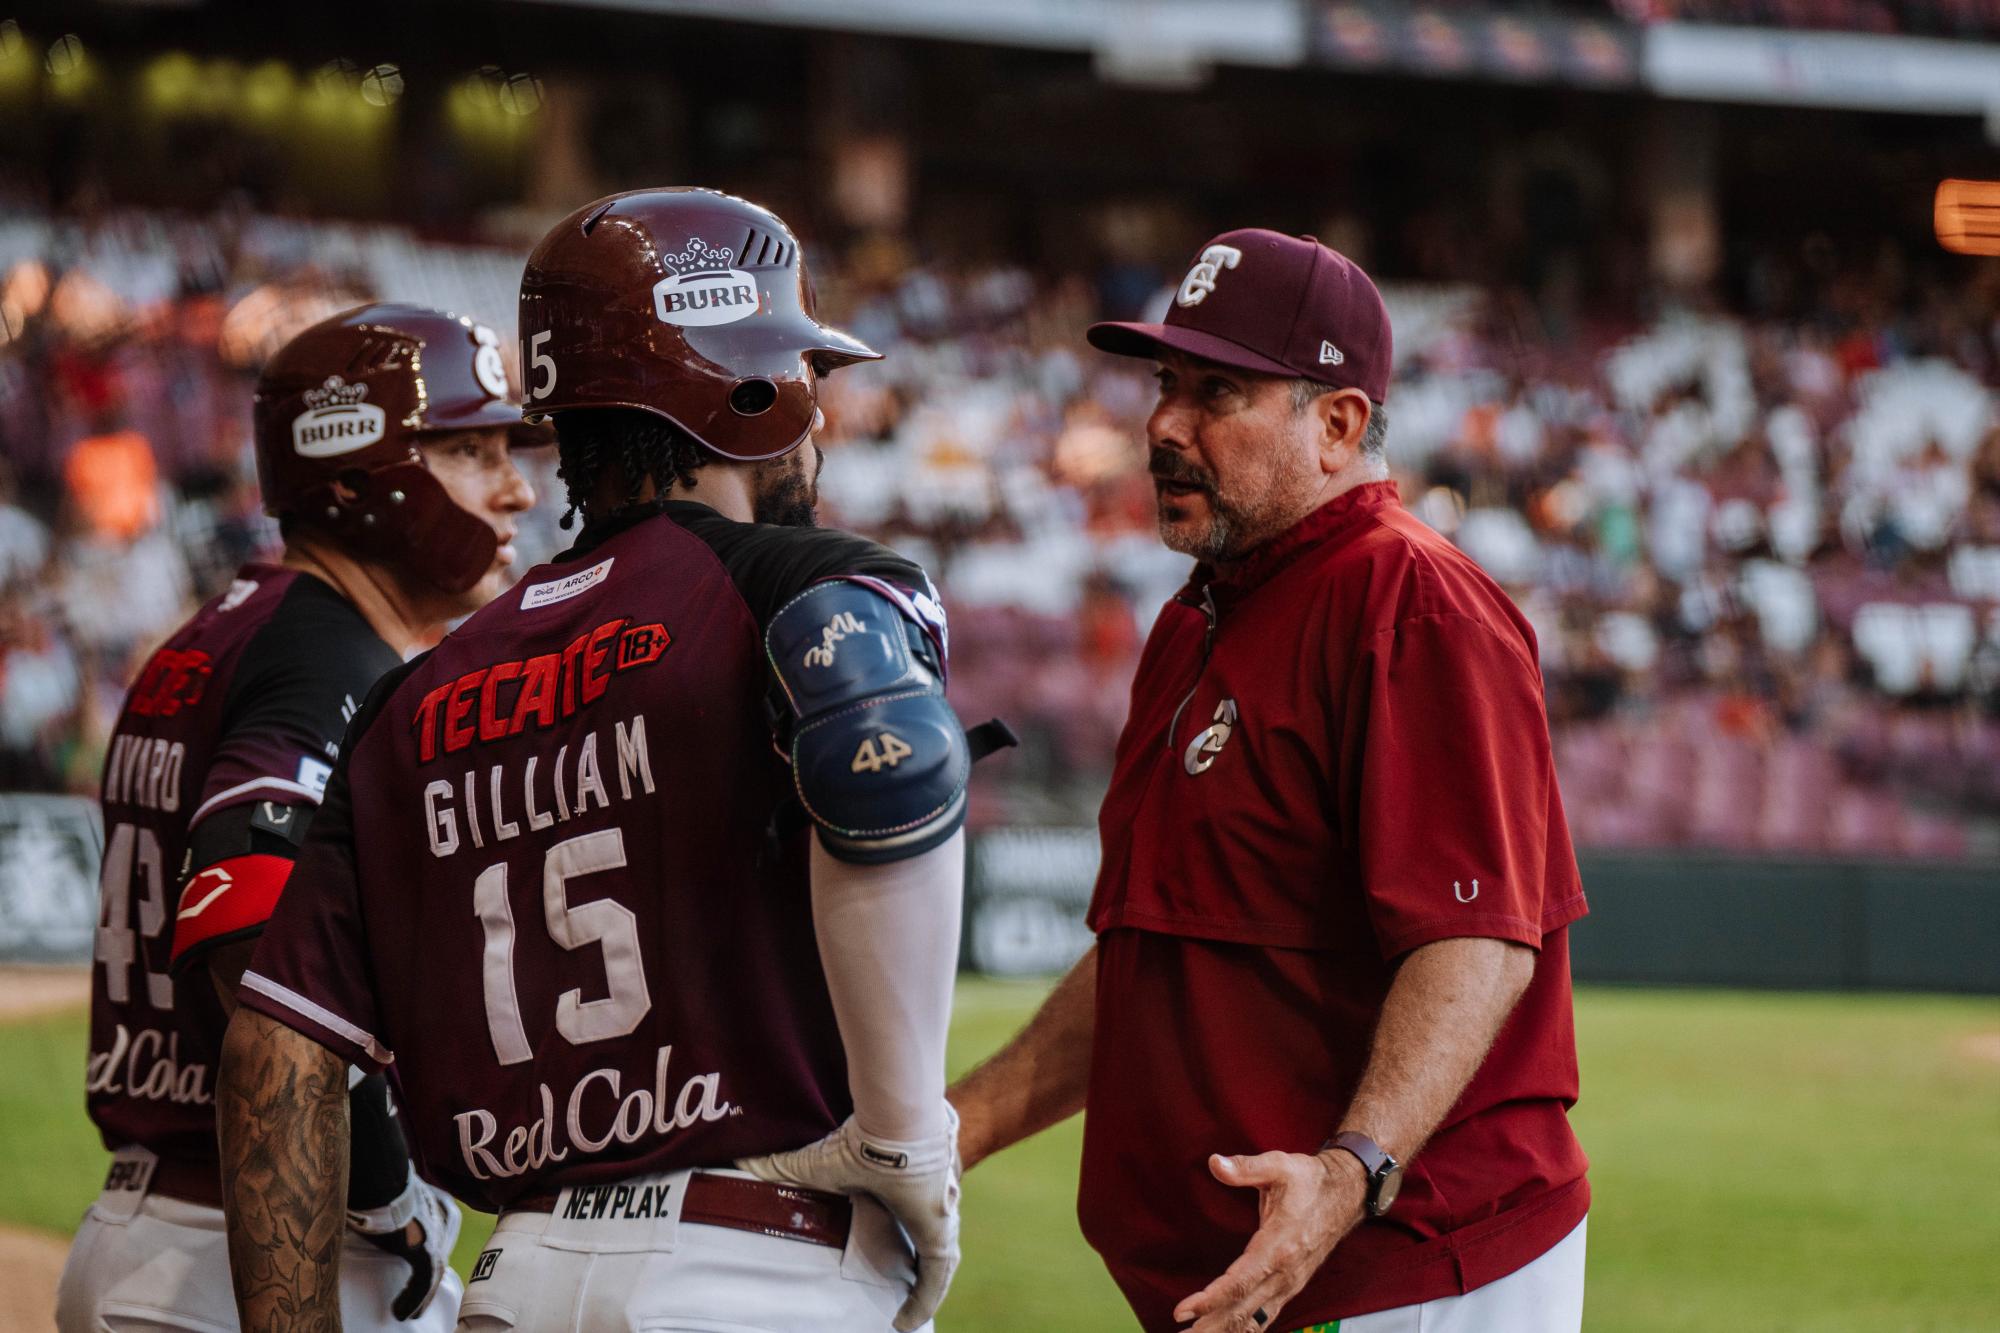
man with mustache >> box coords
[60,304,541,1332]
[951,230,1591,1333]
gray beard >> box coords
[1160,509,1237,562]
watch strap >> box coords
[1321,1131,1390,1179]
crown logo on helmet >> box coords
[661,239,736,279]
[652,238,759,330]
[301,376,371,409]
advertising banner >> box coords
[0,794,102,964]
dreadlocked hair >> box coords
[552,408,710,530]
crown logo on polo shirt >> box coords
[1318,340,1345,366]
[1176,244,1242,308]
[301,375,369,408]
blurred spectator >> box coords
[65,427,160,540]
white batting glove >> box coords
[349,1168,463,1321]
[740,1105,961,1331]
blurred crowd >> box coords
[3,209,1997,856]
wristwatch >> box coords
[1321,1131,1404,1218]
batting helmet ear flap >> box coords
[291,460,498,596]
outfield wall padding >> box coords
[960,828,2000,994]
[1569,852,2000,994]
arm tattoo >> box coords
[218,1007,350,1332]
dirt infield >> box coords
[0,967,87,1023]
[0,1223,65,1330]
[1963,1032,2000,1066]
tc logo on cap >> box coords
[1176,244,1242,308]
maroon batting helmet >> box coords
[517,187,881,461]
[253,303,530,595]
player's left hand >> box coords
[1172,1148,1367,1333]
[350,1172,463,1320]
[740,1106,961,1332]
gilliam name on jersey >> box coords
[411,617,672,764]
[424,714,657,860]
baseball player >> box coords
[215,188,1001,1333]
[59,304,540,1333]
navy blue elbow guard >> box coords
[767,579,970,863]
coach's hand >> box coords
[1172,1148,1366,1333]
[349,1170,463,1320]
[740,1105,962,1331]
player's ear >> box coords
[1311,388,1372,474]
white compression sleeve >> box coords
[807,829,965,1143]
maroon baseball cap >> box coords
[1088,228,1393,402]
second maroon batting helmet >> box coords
[517,187,881,461]
[254,303,530,595]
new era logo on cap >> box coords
[1085,228,1392,403]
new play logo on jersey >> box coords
[292,376,386,457]
[652,238,760,328]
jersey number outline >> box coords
[850,731,913,774]
[95,822,173,1009]
[472,828,652,1066]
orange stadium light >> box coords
[1934,178,2000,256]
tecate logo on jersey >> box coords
[411,616,671,764]
[453,1043,733,1181]
[292,377,387,457]
[126,648,212,718]
[651,238,762,328]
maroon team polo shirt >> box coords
[1079,480,1590,1329]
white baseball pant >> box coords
[55,1167,462,1333]
[456,1167,932,1333]
[1318,1216,1587,1333]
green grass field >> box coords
[6,982,1998,1331]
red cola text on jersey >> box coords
[410,616,670,763]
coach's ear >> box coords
[1309,387,1373,474]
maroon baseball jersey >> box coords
[1079,481,1590,1328]
[86,565,399,1169]
[242,501,949,1212]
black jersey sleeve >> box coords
[662,502,951,662]
[237,655,422,1074]
[194,575,403,831]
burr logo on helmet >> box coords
[292,376,387,457]
[651,238,760,329]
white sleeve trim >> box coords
[240,970,394,1066]
[191,777,324,826]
